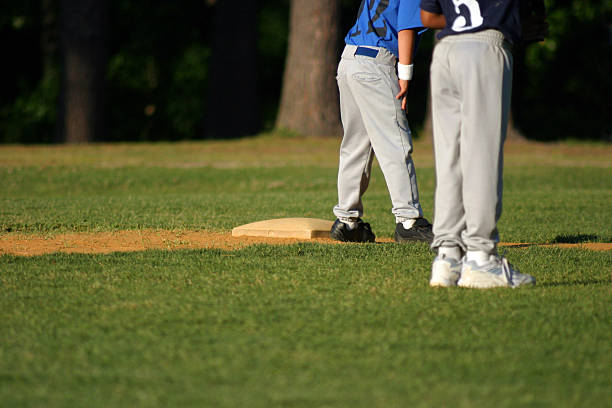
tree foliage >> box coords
[0,0,609,143]
[513,0,611,140]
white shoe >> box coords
[430,255,462,287]
[458,255,535,289]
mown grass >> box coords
[1,164,610,243]
[1,135,611,407]
[1,245,610,407]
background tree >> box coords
[275,0,342,137]
[59,0,109,143]
[205,0,259,139]
[513,1,611,141]
[0,1,59,143]
[105,1,212,141]
[0,0,610,143]
[42,0,59,95]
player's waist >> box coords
[341,45,396,66]
[439,29,510,48]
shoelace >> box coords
[501,257,514,285]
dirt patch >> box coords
[0,230,609,257]
[0,230,326,257]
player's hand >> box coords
[396,79,409,111]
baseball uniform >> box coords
[421,0,519,253]
[334,0,427,228]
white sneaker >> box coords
[458,255,535,289]
[430,255,462,287]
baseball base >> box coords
[231,218,333,239]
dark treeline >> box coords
[1,0,610,143]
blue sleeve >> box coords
[398,0,424,31]
[420,0,442,14]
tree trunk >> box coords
[206,0,259,139]
[60,0,108,143]
[275,0,342,137]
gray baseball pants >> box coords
[334,44,423,223]
[429,30,513,253]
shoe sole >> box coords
[330,232,375,243]
[430,279,456,287]
[330,232,349,242]
[331,237,375,243]
[458,269,536,289]
[457,269,510,289]
[512,277,536,287]
[394,232,433,244]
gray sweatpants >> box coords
[430,30,513,253]
[334,44,423,223]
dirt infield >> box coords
[0,230,610,257]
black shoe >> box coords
[330,218,376,243]
[394,218,434,243]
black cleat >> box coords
[394,218,434,243]
[330,218,376,243]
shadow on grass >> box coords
[551,234,599,243]
[500,235,612,250]
[539,279,610,288]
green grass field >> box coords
[1,135,611,407]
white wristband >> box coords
[397,63,413,80]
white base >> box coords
[231,218,334,239]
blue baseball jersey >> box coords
[345,0,424,57]
[420,0,521,44]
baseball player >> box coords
[330,0,434,244]
[420,0,547,288]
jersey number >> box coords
[351,0,390,38]
[451,0,483,32]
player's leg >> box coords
[331,50,377,243]
[375,64,434,242]
[333,53,375,222]
[429,39,466,286]
[430,39,465,252]
[345,48,424,224]
[453,31,534,288]
[455,32,512,255]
